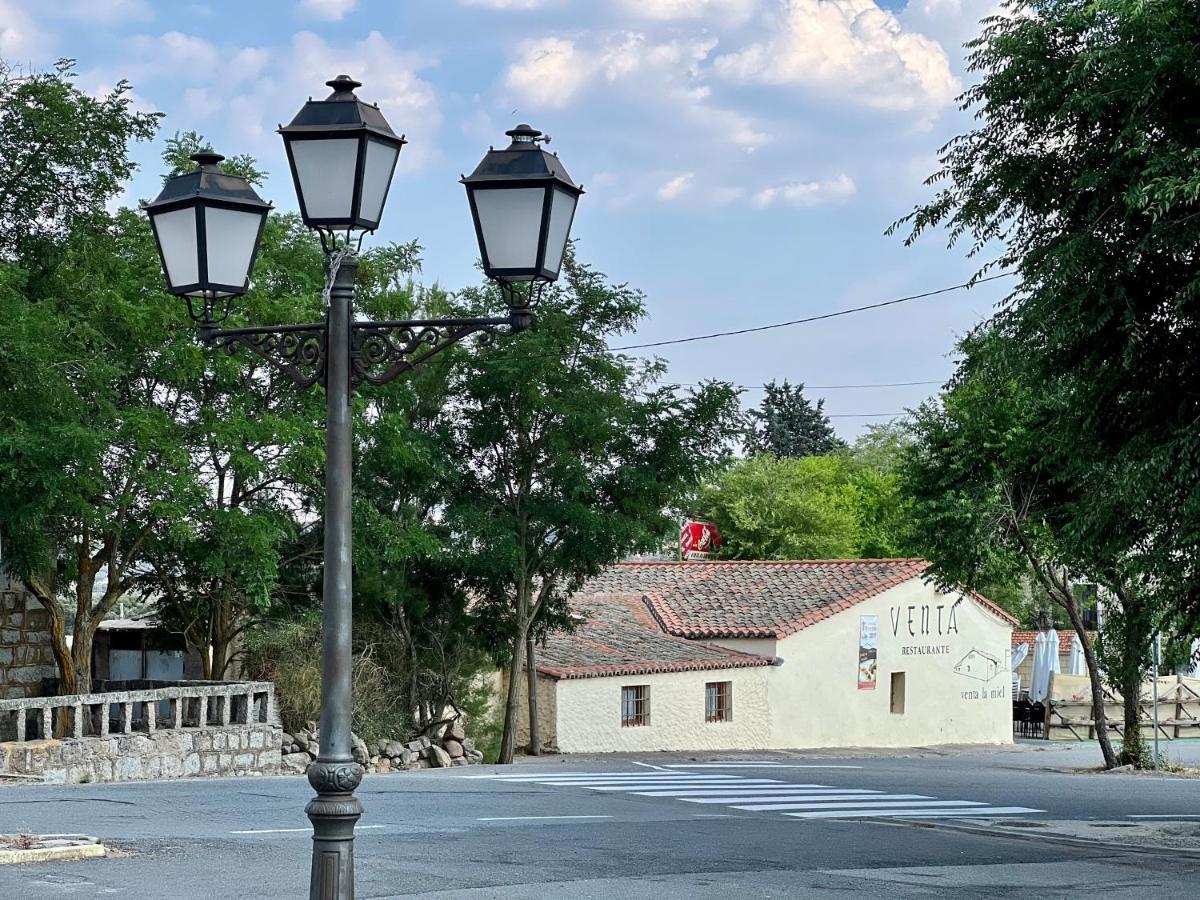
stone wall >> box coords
[0,578,56,700]
[0,724,282,784]
[502,670,558,753]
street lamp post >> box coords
[145,77,580,900]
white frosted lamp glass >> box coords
[289,138,358,222]
[204,206,266,294]
[473,187,546,276]
[151,207,200,293]
[543,187,577,278]
[359,138,400,227]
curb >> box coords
[876,818,1200,860]
[0,843,106,865]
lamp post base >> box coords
[306,761,364,900]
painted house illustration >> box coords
[954,648,1001,682]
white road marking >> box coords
[632,760,673,772]
[664,764,864,769]
[461,772,634,779]
[487,774,741,782]
[786,806,1042,819]
[231,825,388,835]
[511,775,759,783]
[477,815,613,822]
[683,793,915,806]
[577,780,785,790]
[729,795,938,811]
[632,787,871,797]
[1128,815,1200,819]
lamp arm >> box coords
[205,321,328,390]
[350,315,518,387]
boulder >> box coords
[405,739,424,753]
[414,758,431,769]
[461,738,476,753]
[466,749,484,763]
[385,740,405,759]
[450,757,468,767]
[428,745,451,768]
[444,739,465,759]
[281,752,310,775]
[351,734,370,765]
[444,720,466,743]
[281,732,295,749]
[398,749,417,767]
[376,757,392,773]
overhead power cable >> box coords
[604,272,1014,353]
[740,380,942,390]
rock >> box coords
[450,757,468,767]
[281,732,295,749]
[461,738,476,752]
[398,749,417,766]
[351,734,370,766]
[414,758,431,769]
[405,739,424,753]
[418,736,432,750]
[385,740,404,758]
[281,752,310,775]
[377,757,392,773]
[428,745,451,768]
[466,749,484,763]
[444,739,464,759]
[444,721,466,743]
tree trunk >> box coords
[498,634,526,765]
[526,633,541,756]
[1060,592,1118,768]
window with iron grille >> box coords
[705,681,732,722]
[621,685,650,727]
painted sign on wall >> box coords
[858,615,878,690]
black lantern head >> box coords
[279,75,407,236]
[143,150,272,313]
[462,124,583,287]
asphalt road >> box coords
[2,744,1199,898]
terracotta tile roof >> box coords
[1012,630,1093,653]
[535,593,775,680]
[580,559,1017,639]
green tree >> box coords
[0,59,159,256]
[891,0,1200,765]
[441,255,743,763]
[897,330,1120,768]
[699,454,861,560]
[744,380,845,458]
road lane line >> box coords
[664,764,863,769]
[1128,815,1200,819]
[729,795,937,811]
[582,781,784,791]
[632,761,673,772]
[490,775,754,784]
[681,793,905,806]
[786,806,1042,819]
[477,815,613,822]
[631,786,840,796]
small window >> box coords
[705,681,732,723]
[890,672,906,715]
[621,685,650,727]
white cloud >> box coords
[298,0,357,20]
[0,0,44,58]
[657,172,695,201]
[619,0,756,22]
[900,0,1004,57]
[130,31,221,70]
[714,0,959,121]
[752,173,856,208]
[505,37,593,109]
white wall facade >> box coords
[767,579,1014,748]
[554,665,773,753]
[552,578,1013,753]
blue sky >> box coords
[1,0,1007,438]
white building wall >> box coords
[767,579,1013,748]
[554,665,773,753]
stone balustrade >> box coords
[0,680,281,783]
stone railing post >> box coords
[220,692,232,726]
[100,705,109,738]
[15,710,26,743]
[146,700,156,734]
[121,702,132,735]
[73,704,83,739]
[198,695,208,729]
[173,692,183,730]
[41,706,51,741]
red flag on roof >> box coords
[681,519,722,560]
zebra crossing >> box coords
[470,767,1044,820]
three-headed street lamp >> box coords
[145,76,581,900]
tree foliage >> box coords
[744,379,845,458]
[440,255,743,762]
[0,59,159,257]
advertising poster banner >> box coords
[858,615,878,690]
[681,519,722,560]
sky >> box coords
[0,0,1010,439]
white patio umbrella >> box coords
[1067,632,1087,676]
[1047,628,1062,682]
[1029,631,1050,702]
[1011,642,1030,670]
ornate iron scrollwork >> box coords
[207,322,328,389]
[349,317,510,387]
